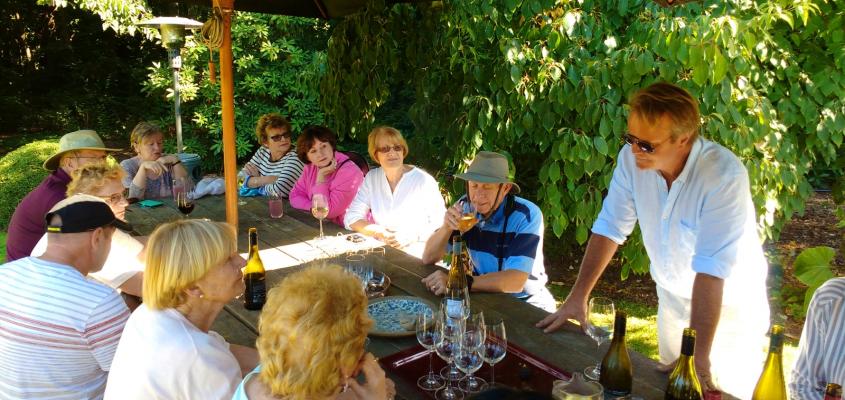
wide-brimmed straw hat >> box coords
[455,151,521,194]
[43,130,120,171]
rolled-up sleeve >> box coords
[591,153,638,245]
[344,173,372,230]
[689,174,748,279]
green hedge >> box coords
[0,140,59,229]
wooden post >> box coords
[218,0,238,230]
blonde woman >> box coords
[231,265,395,400]
[121,121,188,199]
[105,220,258,400]
[31,160,144,298]
[343,126,445,256]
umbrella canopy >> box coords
[172,0,411,19]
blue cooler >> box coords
[178,153,203,183]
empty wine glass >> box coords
[311,193,329,240]
[435,309,463,400]
[480,319,507,390]
[584,297,615,380]
[416,310,445,391]
[458,311,486,392]
[439,298,467,382]
[175,190,195,218]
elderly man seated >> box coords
[0,194,131,399]
[421,151,556,312]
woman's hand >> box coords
[156,154,180,166]
[140,160,166,178]
[316,157,338,183]
[347,353,395,400]
[244,162,260,177]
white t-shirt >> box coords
[343,166,446,248]
[103,305,241,400]
[32,229,143,289]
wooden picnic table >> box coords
[126,195,672,399]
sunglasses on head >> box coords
[376,145,403,154]
[268,133,290,142]
[623,133,662,154]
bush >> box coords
[0,140,59,229]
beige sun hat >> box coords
[43,130,121,171]
[454,151,521,193]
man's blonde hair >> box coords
[66,159,124,196]
[629,82,700,141]
[256,265,372,399]
[367,126,408,164]
[143,219,237,309]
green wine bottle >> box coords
[600,311,633,396]
[752,325,787,400]
[665,328,703,400]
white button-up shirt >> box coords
[591,138,768,305]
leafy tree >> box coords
[321,0,845,277]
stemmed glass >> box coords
[439,298,467,382]
[435,309,463,400]
[458,311,486,393]
[416,310,445,391]
[457,200,477,232]
[480,319,507,389]
[584,297,615,380]
[236,171,247,205]
[175,190,195,218]
[311,193,329,240]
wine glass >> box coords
[416,310,445,391]
[236,171,247,205]
[458,311,486,392]
[172,177,186,201]
[175,190,195,218]
[311,193,329,240]
[480,319,507,390]
[435,309,463,400]
[439,298,467,382]
[458,200,477,232]
[584,297,615,380]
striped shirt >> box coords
[242,147,304,198]
[789,277,845,399]
[0,257,130,400]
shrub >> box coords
[0,140,59,229]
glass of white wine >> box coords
[458,200,477,233]
[236,171,247,206]
[311,193,329,240]
[584,297,615,381]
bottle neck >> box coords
[680,333,696,357]
[248,230,258,255]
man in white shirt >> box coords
[0,194,131,400]
[536,82,770,398]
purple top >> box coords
[6,169,71,261]
[289,152,364,226]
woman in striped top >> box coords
[789,277,845,399]
[241,113,304,198]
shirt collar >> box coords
[674,137,703,184]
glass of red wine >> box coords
[176,190,195,218]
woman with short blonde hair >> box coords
[105,219,258,400]
[231,265,394,400]
[121,121,188,200]
[344,126,445,257]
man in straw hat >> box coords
[6,130,120,261]
[0,194,130,398]
[421,151,556,312]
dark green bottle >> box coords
[600,311,633,396]
[665,328,703,400]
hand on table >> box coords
[421,270,448,296]
[535,295,588,333]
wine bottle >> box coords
[825,383,843,400]
[600,311,633,396]
[445,235,470,319]
[665,328,703,400]
[243,227,266,310]
[752,325,787,400]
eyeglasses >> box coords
[268,133,291,142]
[622,133,667,154]
[98,192,126,205]
[376,145,403,154]
[74,155,108,161]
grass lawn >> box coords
[0,231,5,261]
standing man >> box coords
[536,82,770,398]
[0,194,131,398]
[6,130,119,261]
[421,151,556,312]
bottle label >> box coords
[244,273,266,309]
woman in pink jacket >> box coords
[289,126,364,226]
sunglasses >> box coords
[376,145,403,154]
[268,133,290,142]
[623,133,665,154]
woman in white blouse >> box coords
[343,126,445,257]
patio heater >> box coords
[137,15,203,156]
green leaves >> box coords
[794,246,837,312]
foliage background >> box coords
[319,0,845,277]
[0,140,59,229]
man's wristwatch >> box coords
[466,274,474,292]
